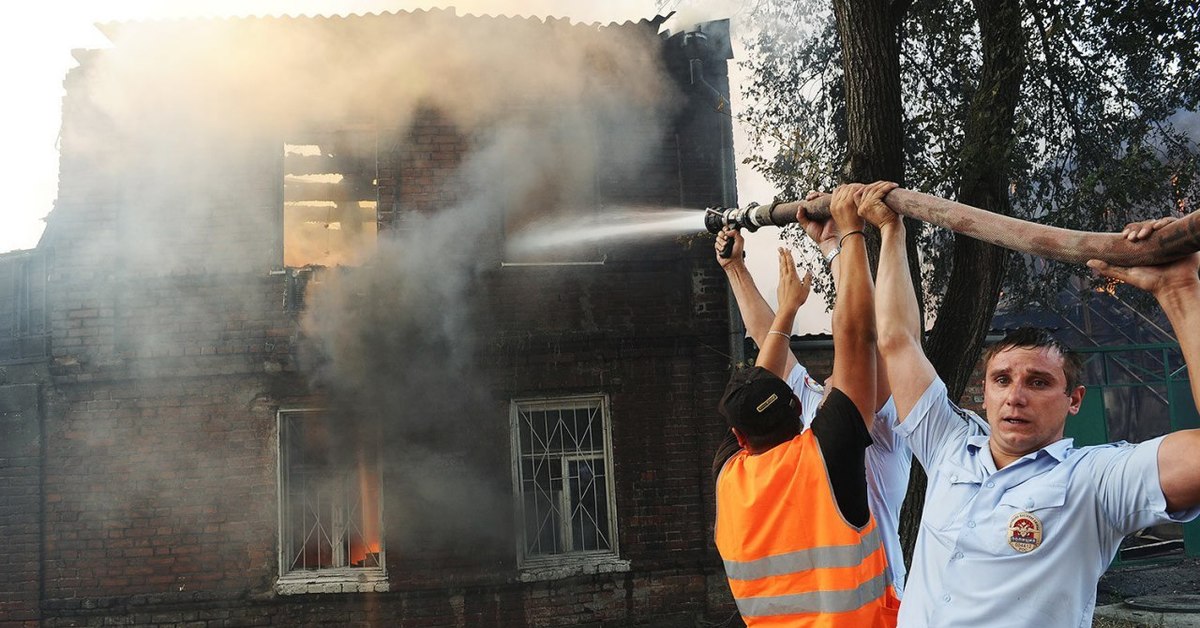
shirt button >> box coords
[951,475,959,483]
[943,594,952,603]
[986,481,995,488]
[967,521,976,528]
[954,552,964,559]
[1025,498,1035,508]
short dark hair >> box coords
[982,327,1084,391]
[719,367,801,450]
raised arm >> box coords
[715,226,802,376]
[857,181,937,423]
[756,247,809,378]
[1089,218,1200,511]
[827,184,876,426]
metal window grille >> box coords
[278,410,384,572]
[512,396,616,559]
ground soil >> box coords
[1092,556,1200,627]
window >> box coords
[276,409,387,594]
[511,395,625,578]
[282,129,378,269]
[0,251,48,362]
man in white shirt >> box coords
[860,181,1200,627]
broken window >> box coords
[0,251,48,362]
[512,396,618,563]
[283,129,379,269]
[277,409,385,591]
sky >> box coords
[0,0,830,331]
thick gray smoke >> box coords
[76,8,684,553]
[286,16,681,547]
[58,7,696,555]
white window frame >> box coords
[510,395,628,581]
[275,408,388,595]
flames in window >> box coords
[350,453,382,568]
[281,410,383,572]
[283,136,378,268]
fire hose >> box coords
[704,187,1200,267]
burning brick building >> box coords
[0,9,749,627]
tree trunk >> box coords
[833,0,906,185]
[896,0,1027,566]
[831,0,917,289]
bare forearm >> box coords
[726,263,775,338]
[726,262,799,373]
[876,222,918,345]
[1156,281,1200,408]
[1155,281,1200,511]
[759,307,798,377]
[831,235,876,423]
[875,220,936,421]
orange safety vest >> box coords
[715,431,899,628]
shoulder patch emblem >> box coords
[1007,512,1043,553]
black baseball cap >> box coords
[718,367,799,436]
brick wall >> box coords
[40,378,279,601]
[0,379,43,628]
[40,571,709,627]
[6,13,750,628]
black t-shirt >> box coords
[712,388,873,527]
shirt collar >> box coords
[965,435,1075,462]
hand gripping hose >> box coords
[706,187,1200,267]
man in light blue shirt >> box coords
[715,213,912,596]
[859,181,1200,627]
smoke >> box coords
[61,8,687,552]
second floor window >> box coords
[283,129,378,269]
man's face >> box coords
[983,345,1085,465]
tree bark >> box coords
[833,0,905,184]
[831,0,918,287]
[896,0,1027,566]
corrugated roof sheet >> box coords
[95,8,672,43]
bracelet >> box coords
[824,247,840,266]
[767,330,791,339]
[838,230,866,248]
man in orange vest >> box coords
[713,184,899,627]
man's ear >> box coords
[1067,385,1086,415]
[732,427,750,449]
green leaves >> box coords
[739,0,1200,315]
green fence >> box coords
[1065,343,1200,564]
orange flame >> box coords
[349,451,381,567]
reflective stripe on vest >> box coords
[734,572,889,617]
[715,430,894,626]
[723,526,883,581]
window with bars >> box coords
[277,409,386,591]
[511,396,618,564]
